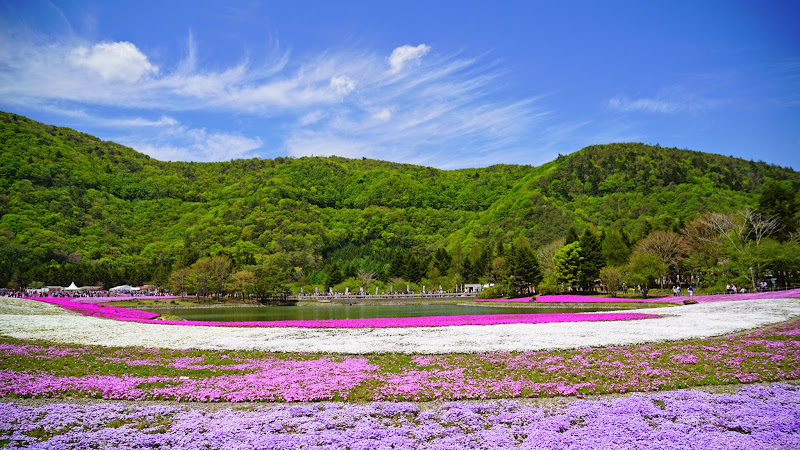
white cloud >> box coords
[202,133,263,160]
[330,75,356,96]
[608,88,723,115]
[608,96,684,114]
[388,44,430,74]
[28,104,180,129]
[104,115,179,128]
[69,41,158,83]
[127,127,263,162]
[286,134,371,160]
[299,110,328,125]
[373,108,392,122]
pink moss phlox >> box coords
[1,320,798,403]
[21,295,187,304]
[24,297,160,320]
[0,356,379,402]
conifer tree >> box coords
[327,264,344,287]
[388,254,406,279]
[602,228,631,266]
[495,241,505,257]
[475,247,493,279]
[433,247,451,274]
[565,226,579,244]
[505,242,542,295]
[461,256,474,282]
[578,229,603,291]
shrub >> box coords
[536,275,560,295]
[476,284,508,299]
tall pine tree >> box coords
[565,226,579,244]
[505,242,542,296]
[433,247,451,274]
[326,263,344,287]
[601,228,631,266]
[578,229,603,291]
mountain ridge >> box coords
[1,111,798,288]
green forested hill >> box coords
[1,111,798,291]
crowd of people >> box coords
[671,285,694,296]
[0,286,170,299]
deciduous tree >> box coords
[759,180,798,241]
[553,241,582,290]
[599,266,624,297]
[624,253,666,298]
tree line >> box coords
[158,179,799,299]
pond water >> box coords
[144,303,636,322]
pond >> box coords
[144,303,637,322]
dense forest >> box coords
[1,111,799,296]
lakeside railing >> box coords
[287,292,478,302]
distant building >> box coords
[464,284,482,293]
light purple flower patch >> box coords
[0,384,797,449]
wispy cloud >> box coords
[607,87,725,115]
[0,28,547,167]
[104,116,179,128]
[28,104,180,129]
[608,96,686,114]
[29,104,261,161]
[125,127,263,162]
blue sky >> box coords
[1,1,798,169]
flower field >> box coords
[0,319,798,402]
[3,297,800,354]
[1,384,798,449]
[41,295,187,304]
[1,295,799,447]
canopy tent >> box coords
[110,285,139,292]
[64,282,80,291]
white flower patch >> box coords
[1,297,799,354]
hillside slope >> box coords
[1,111,797,288]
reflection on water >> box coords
[144,304,634,322]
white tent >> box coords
[110,285,139,292]
[64,282,80,291]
